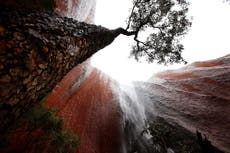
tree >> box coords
[117,0,191,64]
[0,0,191,132]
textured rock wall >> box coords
[45,69,123,153]
[0,0,96,23]
[135,55,230,152]
[55,0,96,23]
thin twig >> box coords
[126,0,141,30]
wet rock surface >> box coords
[45,67,123,153]
[55,0,96,23]
[1,1,229,152]
[134,55,230,152]
[124,117,204,153]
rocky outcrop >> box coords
[134,55,230,152]
[42,54,230,153]
[0,8,119,132]
[45,68,123,153]
[1,1,229,152]
[0,0,96,23]
[55,0,96,23]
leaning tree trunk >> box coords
[0,8,121,132]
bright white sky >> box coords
[91,0,230,82]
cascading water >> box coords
[56,0,96,22]
[110,81,155,153]
[59,0,152,132]
[53,0,230,152]
[62,0,158,151]
[66,0,95,21]
[0,0,228,152]
[112,82,147,130]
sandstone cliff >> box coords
[1,0,229,153]
[133,54,230,152]
[55,0,96,23]
[45,68,123,153]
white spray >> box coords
[66,0,96,22]
[111,81,147,131]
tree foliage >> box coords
[125,0,191,64]
[0,104,79,153]
[223,0,230,4]
[25,104,79,153]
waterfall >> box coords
[110,80,156,153]
[66,0,96,22]
[112,82,147,130]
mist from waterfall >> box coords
[58,1,159,152]
[111,82,147,130]
[57,0,96,22]
[53,0,230,152]
[58,0,151,143]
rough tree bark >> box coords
[0,8,123,132]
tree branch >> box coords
[114,27,136,36]
[134,37,147,46]
[133,32,154,60]
[126,0,141,30]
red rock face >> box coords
[44,2,122,151]
[0,61,123,153]
[0,1,122,152]
[1,1,121,153]
[150,54,230,152]
[45,64,123,153]
[55,0,96,23]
